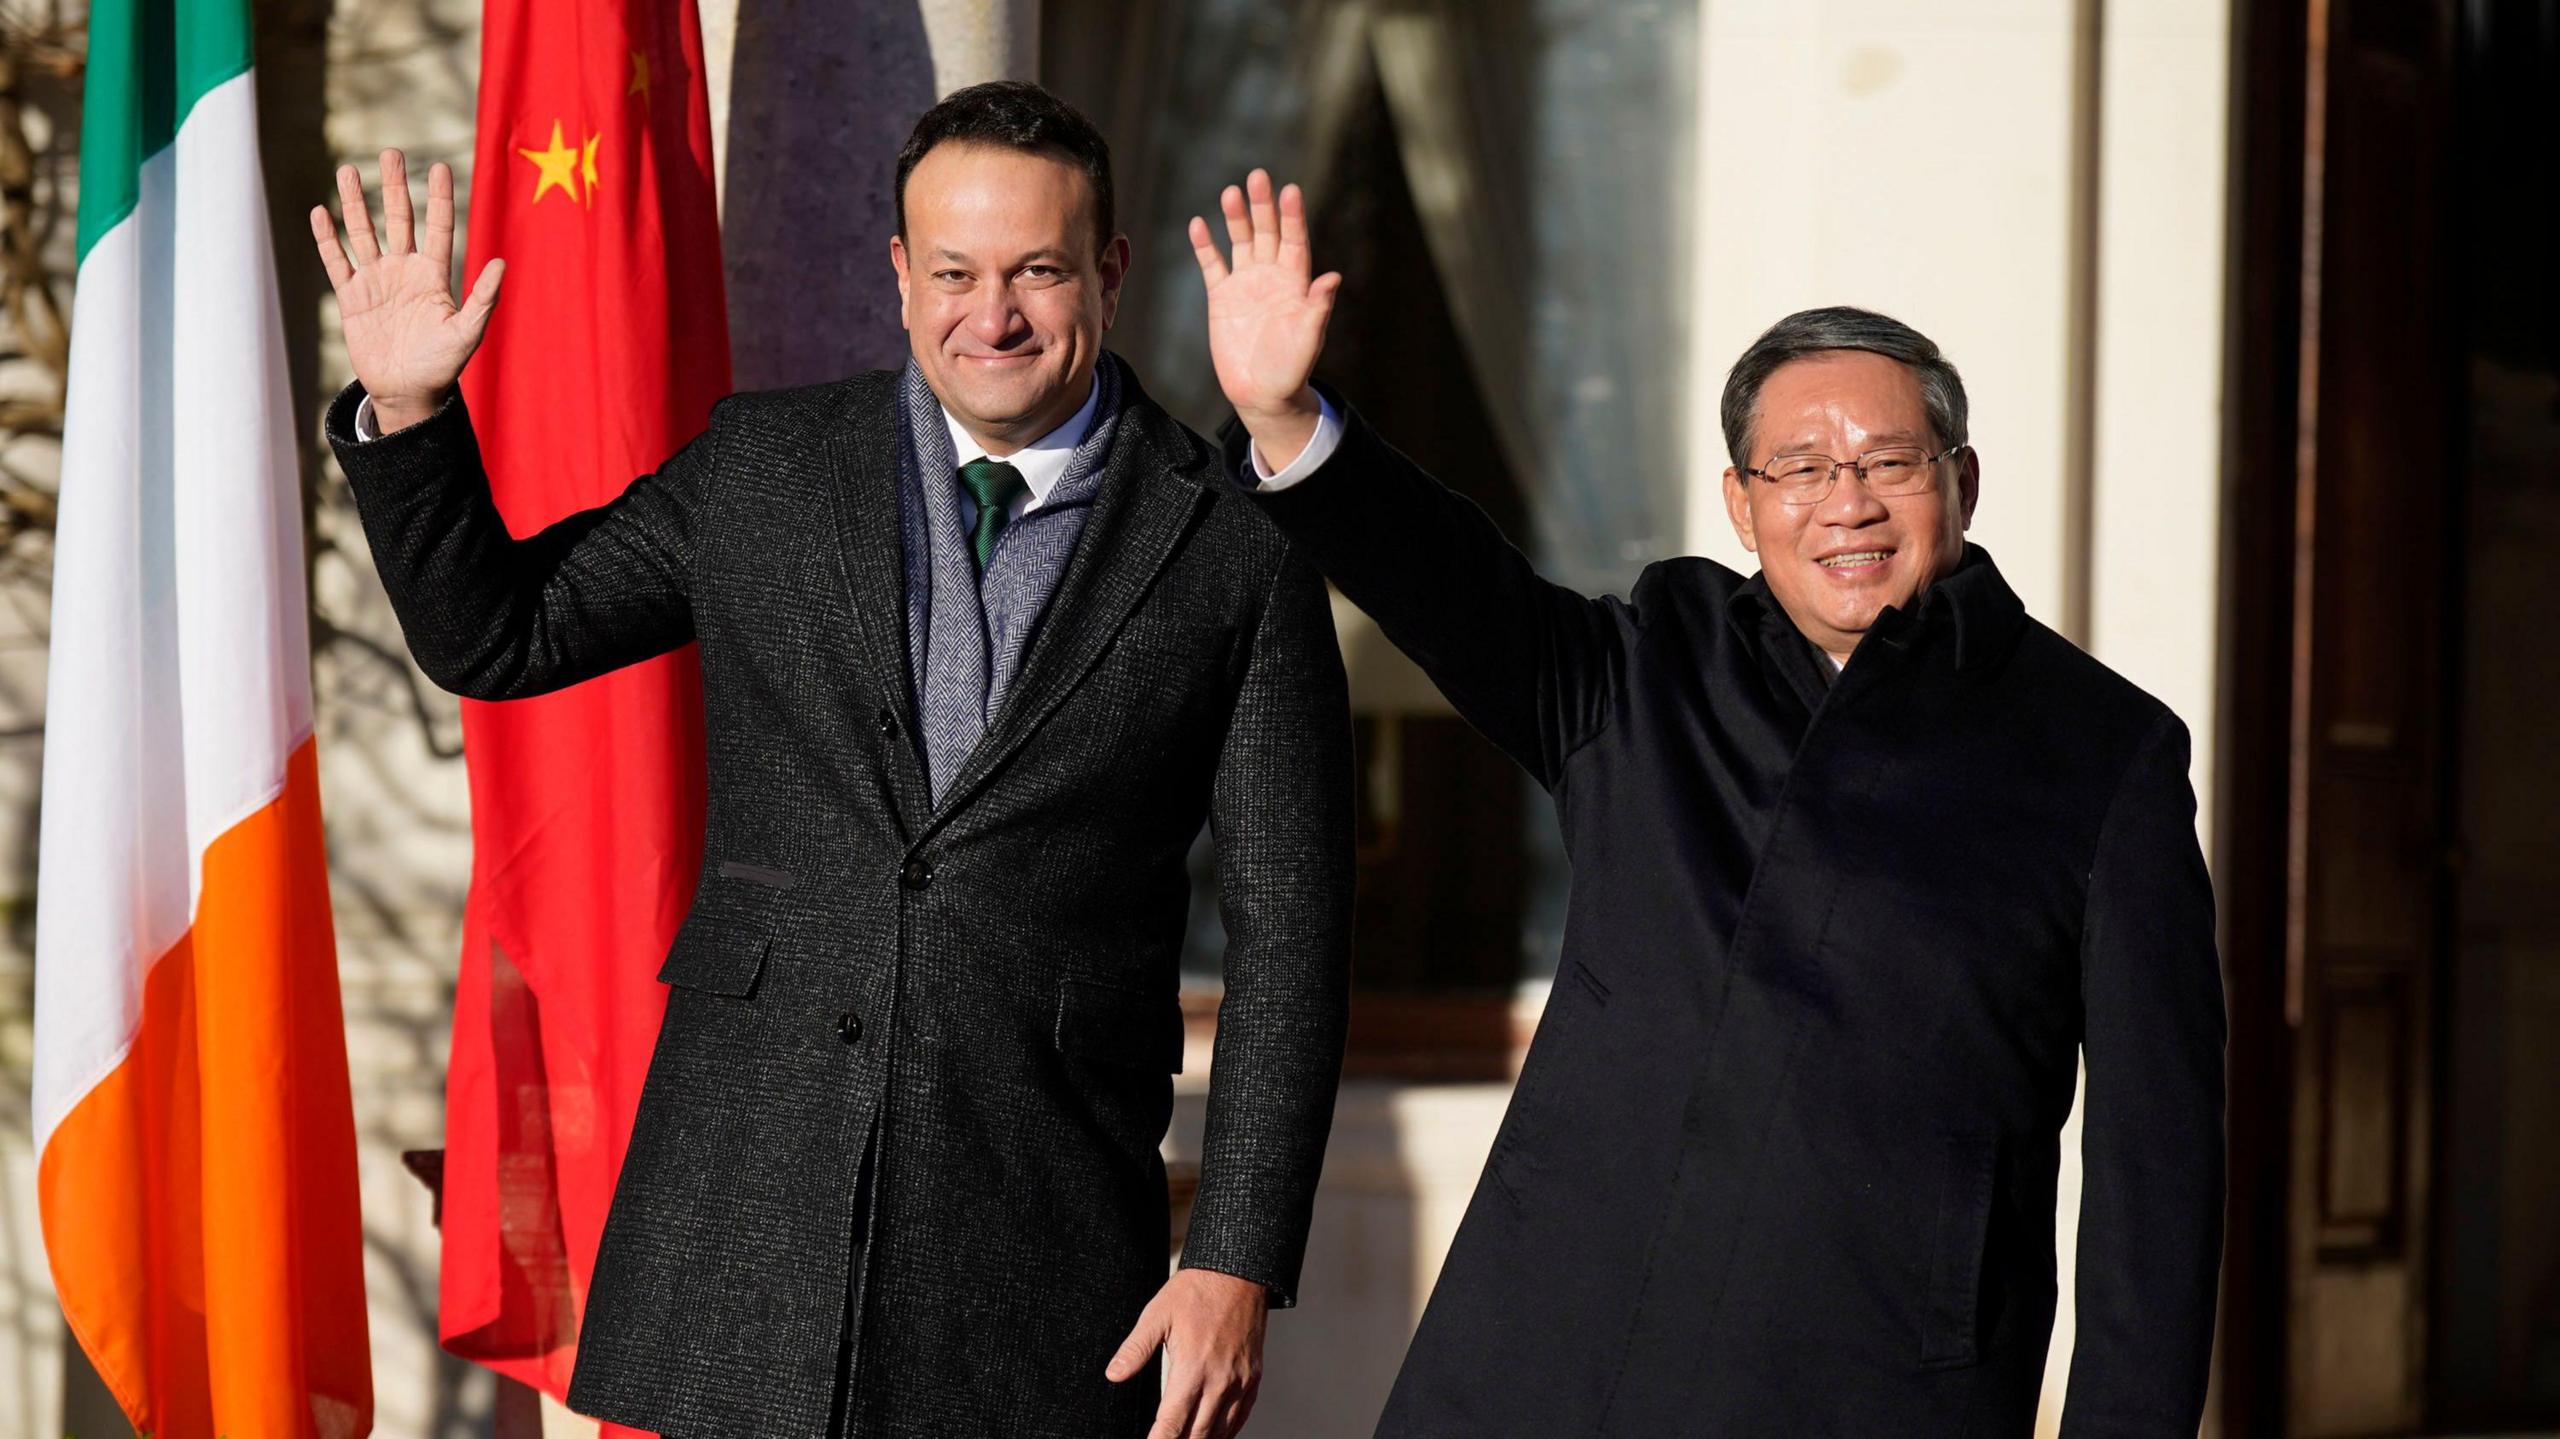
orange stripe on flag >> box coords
[39,739,371,1439]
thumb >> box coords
[1305,271,1344,347]
[454,257,505,342]
[1105,1296,1169,1383]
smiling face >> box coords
[891,142,1129,454]
[1721,350,1979,664]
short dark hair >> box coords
[1719,306,1970,469]
[894,81,1116,255]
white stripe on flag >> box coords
[32,70,312,1156]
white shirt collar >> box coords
[941,373,1102,515]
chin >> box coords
[952,377,1048,421]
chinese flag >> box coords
[442,0,727,1426]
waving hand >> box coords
[309,149,503,434]
[1190,169,1339,471]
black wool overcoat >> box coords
[1229,404,2224,1437]
[328,367,1353,1438]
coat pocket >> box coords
[656,872,782,996]
[1054,977,1185,1073]
[1920,1131,2001,1369]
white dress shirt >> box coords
[946,373,1100,528]
[1245,393,1344,491]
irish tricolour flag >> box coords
[32,0,372,1434]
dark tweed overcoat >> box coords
[327,366,1353,1438]
[1230,404,2224,1437]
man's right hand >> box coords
[309,148,504,435]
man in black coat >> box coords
[309,90,1352,1438]
[1189,173,2224,1435]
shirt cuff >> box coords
[1246,394,1342,491]
[353,393,381,442]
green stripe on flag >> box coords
[74,0,256,266]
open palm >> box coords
[310,149,503,421]
[1190,170,1341,421]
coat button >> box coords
[877,708,900,739]
[900,858,933,890]
[837,1011,863,1044]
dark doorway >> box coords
[2428,0,2560,1425]
[2220,0,2560,1431]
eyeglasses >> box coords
[1743,444,1968,506]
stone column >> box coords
[918,0,1040,101]
[700,0,1041,392]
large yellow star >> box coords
[519,120,581,204]
[581,132,602,206]
[629,49,652,101]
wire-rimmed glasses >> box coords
[1743,444,1968,506]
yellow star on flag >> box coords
[581,132,602,206]
[629,49,652,100]
[519,120,581,204]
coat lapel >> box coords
[822,372,931,829]
[918,395,1209,840]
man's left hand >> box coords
[1191,168,1340,474]
[1105,1267,1270,1439]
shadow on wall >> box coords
[723,0,936,390]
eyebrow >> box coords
[931,248,1076,267]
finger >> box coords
[335,164,380,265]
[1187,216,1229,287]
[309,206,354,288]
[1276,183,1311,271]
[1221,1388,1258,1439]
[1246,169,1280,263]
[1310,270,1344,314]
[454,258,505,341]
[1150,1371,1204,1439]
[1220,183,1252,262]
[1104,1301,1167,1383]
[423,162,457,274]
[379,149,414,256]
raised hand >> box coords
[1189,169,1340,471]
[309,149,503,434]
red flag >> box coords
[443,0,728,1423]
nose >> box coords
[1812,464,1891,527]
[967,282,1026,349]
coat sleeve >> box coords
[2062,709,2227,1435]
[324,379,721,700]
[1178,537,1356,1309]
[1222,397,1624,790]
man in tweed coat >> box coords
[310,85,1352,1438]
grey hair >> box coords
[1718,306,1970,470]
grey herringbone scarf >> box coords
[899,356,1126,807]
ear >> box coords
[890,234,913,329]
[1722,466,1758,554]
[1098,233,1132,329]
[1955,447,1981,531]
